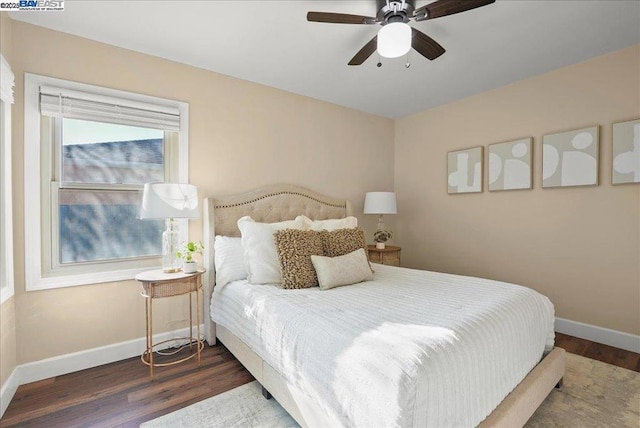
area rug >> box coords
[526,353,639,427]
[141,353,640,427]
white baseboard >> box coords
[0,368,19,419]
[555,317,640,354]
[0,326,204,418]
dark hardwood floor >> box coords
[1,334,638,427]
[555,332,640,372]
[1,344,254,427]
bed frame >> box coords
[202,183,565,427]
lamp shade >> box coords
[364,192,397,215]
[377,22,411,58]
[139,183,200,219]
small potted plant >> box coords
[177,241,204,273]
[373,230,392,249]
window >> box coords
[25,74,189,290]
[0,54,15,304]
[55,119,166,264]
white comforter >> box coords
[211,264,555,427]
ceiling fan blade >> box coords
[411,28,445,60]
[307,11,377,25]
[414,0,495,21]
[348,36,378,66]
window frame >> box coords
[24,73,190,291]
[0,54,15,304]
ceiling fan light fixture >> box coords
[377,22,411,58]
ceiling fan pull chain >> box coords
[377,53,383,68]
[405,51,411,68]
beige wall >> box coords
[0,11,17,389]
[395,45,640,335]
[9,20,394,364]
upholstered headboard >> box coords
[202,183,353,344]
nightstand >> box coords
[367,245,401,266]
[135,269,205,379]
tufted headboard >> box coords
[202,183,353,344]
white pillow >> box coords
[237,216,307,284]
[214,236,247,287]
[300,215,358,231]
[311,248,373,290]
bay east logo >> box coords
[19,0,63,8]
[0,0,64,11]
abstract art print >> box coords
[612,118,640,185]
[448,146,483,194]
[542,126,599,188]
[488,138,532,191]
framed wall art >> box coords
[612,118,640,185]
[542,126,599,188]
[447,146,483,194]
[488,137,532,191]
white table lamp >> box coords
[364,192,397,249]
[140,183,200,272]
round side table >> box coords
[135,269,205,379]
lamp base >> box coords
[162,218,181,273]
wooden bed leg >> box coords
[261,385,272,400]
[555,377,564,389]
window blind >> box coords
[40,86,180,131]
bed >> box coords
[202,183,565,427]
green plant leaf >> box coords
[177,241,204,260]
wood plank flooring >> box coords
[1,344,254,427]
[1,334,638,427]
[555,332,640,372]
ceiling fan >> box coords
[307,0,495,66]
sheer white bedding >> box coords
[211,264,555,427]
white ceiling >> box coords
[9,1,640,119]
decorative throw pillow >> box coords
[273,229,324,289]
[321,227,369,258]
[311,248,374,290]
[237,216,307,284]
[300,215,358,231]
[213,236,247,287]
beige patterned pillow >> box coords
[311,248,373,290]
[321,227,369,258]
[273,229,324,289]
